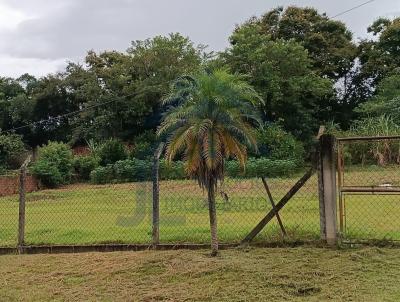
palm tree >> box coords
[157,69,262,256]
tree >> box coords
[357,73,400,120]
[157,70,262,255]
[0,133,26,169]
[223,22,333,142]
[358,17,400,97]
[227,6,360,130]
[240,6,357,80]
[68,33,206,142]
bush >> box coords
[31,160,63,188]
[130,131,158,160]
[98,139,127,166]
[160,160,186,180]
[343,116,400,165]
[255,124,305,165]
[91,159,152,184]
[73,156,99,181]
[226,158,298,178]
[31,142,73,187]
[90,165,115,184]
[114,159,152,182]
[0,134,26,169]
[90,157,297,184]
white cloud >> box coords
[0,55,67,78]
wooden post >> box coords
[18,156,31,254]
[242,168,314,244]
[318,134,338,245]
[152,143,164,247]
[261,177,286,236]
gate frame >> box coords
[336,135,400,237]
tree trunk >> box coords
[207,181,218,256]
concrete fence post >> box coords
[318,134,338,245]
[18,156,31,254]
[152,143,164,247]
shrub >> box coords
[130,131,158,160]
[343,116,400,165]
[91,159,152,184]
[226,158,298,178]
[0,133,26,169]
[255,124,305,165]
[31,161,63,188]
[90,157,298,184]
[98,139,127,166]
[160,160,186,180]
[31,142,73,188]
[114,159,152,182]
[73,155,99,181]
[90,165,115,184]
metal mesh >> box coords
[0,168,320,247]
[158,174,320,244]
[338,137,400,242]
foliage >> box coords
[90,165,115,184]
[250,6,357,79]
[86,139,102,156]
[342,116,400,166]
[114,159,152,182]
[31,142,74,187]
[89,157,297,184]
[160,160,186,180]
[158,69,262,188]
[98,139,127,166]
[357,17,400,100]
[254,123,304,164]
[158,69,262,255]
[226,158,298,178]
[357,74,400,120]
[0,133,26,169]
[90,159,152,184]
[31,161,63,188]
[68,33,205,142]
[1,7,400,158]
[130,130,158,160]
[73,155,99,181]
[223,21,333,141]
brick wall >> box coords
[72,146,91,156]
[0,174,39,197]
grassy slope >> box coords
[1,247,400,301]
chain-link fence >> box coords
[0,165,321,248]
[3,134,400,251]
[158,174,320,244]
[337,136,400,242]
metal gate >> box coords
[337,135,400,242]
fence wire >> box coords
[338,137,400,242]
[0,167,321,248]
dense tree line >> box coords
[1,7,399,151]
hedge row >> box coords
[90,158,299,184]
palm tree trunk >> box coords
[207,181,218,256]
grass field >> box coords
[0,175,321,246]
[1,166,400,247]
[1,247,400,301]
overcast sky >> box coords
[0,0,399,78]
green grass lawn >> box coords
[0,176,321,247]
[1,247,400,301]
[1,167,400,247]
